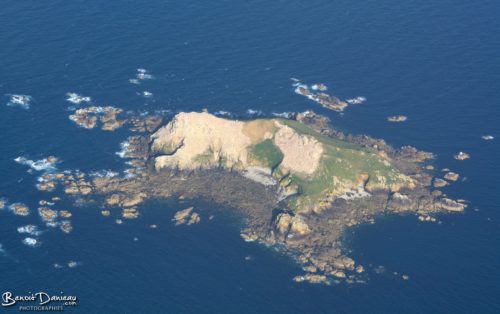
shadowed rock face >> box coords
[55,110,464,284]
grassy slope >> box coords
[248,139,284,170]
[278,120,405,211]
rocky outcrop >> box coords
[436,198,466,212]
[274,213,311,241]
[172,207,201,226]
[10,203,30,216]
[444,172,459,181]
[454,151,470,161]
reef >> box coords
[43,110,467,284]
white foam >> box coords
[45,221,59,228]
[346,96,367,105]
[311,84,328,91]
[115,141,131,158]
[272,112,295,119]
[293,84,310,95]
[338,184,371,201]
[89,170,120,178]
[68,261,81,268]
[142,91,153,98]
[482,135,494,140]
[214,110,234,118]
[22,237,39,247]
[246,109,263,117]
[129,78,140,85]
[137,72,154,80]
[17,225,41,236]
[123,169,138,179]
[14,156,57,172]
[66,93,91,104]
[6,94,32,109]
[154,109,171,115]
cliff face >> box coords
[150,112,414,212]
[151,112,324,175]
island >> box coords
[39,110,466,284]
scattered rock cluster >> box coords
[173,207,201,225]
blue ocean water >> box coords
[1,0,499,313]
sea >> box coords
[0,0,499,313]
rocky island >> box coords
[45,109,467,284]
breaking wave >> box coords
[22,237,40,247]
[6,94,32,110]
[66,92,91,104]
[14,156,57,173]
[17,225,42,236]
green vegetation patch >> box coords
[278,119,407,211]
[249,139,284,170]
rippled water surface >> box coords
[1,0,499,313]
